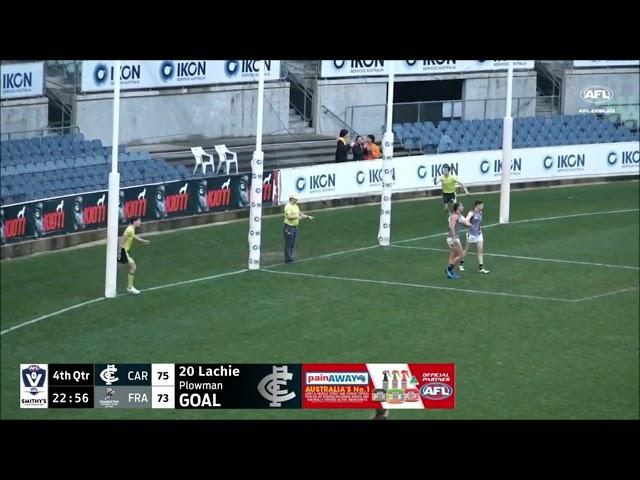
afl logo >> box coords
[580,86,614,105]
[94,63,109,86]
[333,60,346,69]
[225,61,240,78]
[420,382,453,400]
[160,61,175,82]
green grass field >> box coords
[1,181,638,419]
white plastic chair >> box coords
[190,146,215,175]
[214,144,238,174]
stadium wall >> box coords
[314,71,537,136]
[562,67,639,114]
[0,96,49,139]
[2,174,636,260]
[277,142,640,203]
[72,82,291,145]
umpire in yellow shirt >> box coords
[284,193,314,263]
[438,164,470,216]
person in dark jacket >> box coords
[352,135,365,161]
[335,129,352,163]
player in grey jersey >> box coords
[459,200,489,274]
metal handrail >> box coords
[289,81,313,123]
[1,125,80,141]
[285,61,316,125]
[345,96,560,128]
[535,61,562,101]
[320,105,360,137]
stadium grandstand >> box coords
[1,59,638,421]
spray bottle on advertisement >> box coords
[391,370,400,389]
[401,370,409,389]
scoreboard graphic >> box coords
[19,363,455,409]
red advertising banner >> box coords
[302,363,455,409]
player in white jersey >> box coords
[445,201,471,279]
[459,200,489,274]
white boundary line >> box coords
[0,245,377,336]
[575,287,639,302]
[2,208,638,336]
[391,245,640,271]
[260,269,574,303]
[393,208,640,245]
[0,298,107,336]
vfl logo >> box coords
[225,60,239,78]
[100,364,119,385]
[160,60,175,82]
[257,365,296,407]
[22,365,46,395]
[420,382,453,400]
[580,86,614,105]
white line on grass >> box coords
[2,208,638,336]
[574,287,639,302]
[144,268,248,292]
[390,245,640,271]
[392,208,640,245]
[0,298,107,336]
[0,245,378,336]
[260,269,574,303]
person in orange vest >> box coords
[364,134,381,160]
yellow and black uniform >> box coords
[118,225,135,264]
[284,203,300,227]
[283,201,300,262]
[439,174,458,204]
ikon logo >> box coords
[580,86,614,105]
